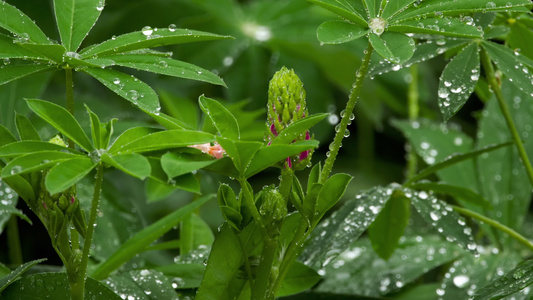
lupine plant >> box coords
[0,0,533,299]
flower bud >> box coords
[266,67,313,170]
[259,185,287,233]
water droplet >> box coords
[3,58,10,65]
[430,211,440,221]
[168,24,177,32]
[328,114,339,125]
[453,275,470,288]
[223,56,234,67]
[451,87,462,93]
[486,1,496,8]
[113,78,120,84]
[96,0,105,11]
[344,130,350,137]
[444,81,452,87]
[127,90,139,102]
[10,165,22,175]
[142,26,153,36]
[369,17,387,36]
[158,60,168,68]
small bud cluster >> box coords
[266,67,312,170]
[189,142,225,159]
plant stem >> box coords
[7,215,23,266]
[320,42,374,184]
[238,178,266,236]
[180,214,194,255]
[453,205,533,251]
[252,237,278,300]
[72,164,104,300]
[480,47,533,187]
[406,64,419,179]
[279,167,294,201]
[65,68,75,116]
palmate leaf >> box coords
[381,0,417,19]
[473,259,533,300]
[0,65,54,86]
[107,127,160,154]
[307,0,368,27]
[390,0,531,23]
[104,270,179,300]
[26,99,94,152]
[270,113,328,145]
[216,138,262,175]
[161,152,218,179]
[80,28,232,57]
[482,41,533,99]
[363,0,381,18]
[101,153,151,180]
[53,0,103,51]
[0,141,79,157]
[86,54,226,87]
[0,1,50,44]
[0,259,46,293]
[16,43,67,62]
[199,95,240,140]
[317,21,368,45]
[82,67,160,114]
[45,157,96,194]
[1,151,82,178]
[15,114,40,141]
[438,42,480,121]
[369,31,415,64]
[389,18,483,38]
[0,34,43,59]
[114,130,214,153]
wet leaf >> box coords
[17,43,66,62]
[473,259,533,300]
[0,258,45,293]
[369,32,415,64]
[307,0,367,27]
[381,0,417,19]
[438,42,480,121]
[410,181,492,209]
[0,65,54,86]
[278,261,321,297]
[155,263,205,289]
[300,185,395,270]
[317,21,368,45]
[199,95,239,140]
[115,130,214,154]
[104,269,179,300]
[315,236,462,297]
[15,114,40,141]
[53,0,103,51]
[102,153,151,179]
[410,189,477,254]
[161,152,217,179]
[1,151,82,178]
[389,18,483,38]
[45,157,96,194]
[0,1,50,44]
[269,113,328,145]
[107,127,160,154]
[0,141,79,158]
[1,272,121,299]
[80,28,232,57]
[26,99,94,152]
[82,67,160,114]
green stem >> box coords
[252,237,278,300]
[480,47,533,187]
[238,178,265,235]
[279,167,294,201]
[65,68,75,149]
[453,205,533,251]
[320,42,374,183]
[7,215,23,266]
[406,64,419,179]
[179,214,194,255]
[73,164,104,300]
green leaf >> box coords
[91,194,213,280]
[389,18,484,38]
[369,32,415,64]
[368,190,410,260]
[155,263,205,289]
[0,258,46,293]
[0,124,17,147]
[410,189,476,253]
[161,152,217,179]
[270,113,328,145]
[410,181,492,209]
[216,138,262,175]
[0,182,31,233]
[217,183,242,230]
[244,140,319,178]
[102,153,151,179]
[196,224,245,300]
[440,247,524,299]
[299,185,393,270]
[115,130,214,154]
[508,18,533,61]
[1,272,121,299]
[26,99,94,152]
[476,78,533,240]
[80,28,232,57]
[108,127,160,153]
[85,104,102,148]
[0,1,50,44]
[104,270,179,300]
[15,114,40,141]
[315,173,353,220]
[146,157,201,194]
[17,43,67,62]
[473,259,533,300]
[144,178,177,203]
[406,141,513,185]
[363,0,380,18]
[1,151,82,178]
[53,0,103,51]
[0,33,43,59]
[0,141,78,157]
[391,0,532,22]
[316,21,368,44]
[308,0,368,27]
[0,64,54,85]
[277,261,322,297]
[438,42,480,121]
[45,158,96,194]
[315,236,461,297]
[482,41,533,98]
[199,95,240,140]
[0,176,35,204]
[159,91,198,129]
[381,0,416,19]
[89,54,226,86]
[82,67,160,114]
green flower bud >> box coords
[266,67,313,170]
[49,135,67,147]
[259,185,287,234]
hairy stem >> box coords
[72,164,104,300]
[320,42,374,183]
[252,237,278,300]
[238,178,266,236]
[453,205,533,251]
[480,47,533,186]
[406,64,419,179]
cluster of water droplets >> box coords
[0,180,16,213]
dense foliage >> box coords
[0,0,532,299]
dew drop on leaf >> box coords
[142,26,153,36]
